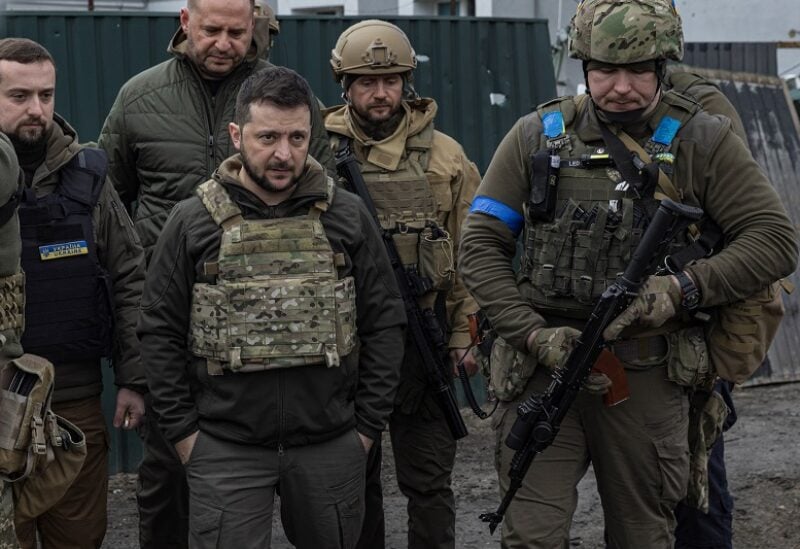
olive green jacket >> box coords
[98,28,334,261]
[460,93,798,352]
[665,69,748,144]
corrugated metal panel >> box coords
[687,67,800,386]
[2,13,558,172]
[2,12,556,471]
[683,42,778,76]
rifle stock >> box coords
[480,198,703,533]
[335,140,468,441]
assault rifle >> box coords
[335,139,469,441]
[480,198,703,533]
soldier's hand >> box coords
[526,326,581,371]
[583,372,612,395]
[603,275,681,341]
[113,387,145,430]
[357,432,374,454]
[450,347,478,377]
[175,431,199,465]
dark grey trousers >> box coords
[186,428,367,549]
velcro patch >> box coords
[38,240,88,260]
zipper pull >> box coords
[208,135,214,157]
[278,443,284,457]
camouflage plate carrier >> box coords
[519,92,698,319]
[331,123,455,296]
[189,178,357,374]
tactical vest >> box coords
[519,92,700,319]
[18,149,113,364]
[331,123,455,293]
[188,178,358,374]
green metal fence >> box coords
[2,13,557,172]
[1,12,557,473]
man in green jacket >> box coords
[0,38,145,549]
[139,65,405,548]
[97,1,333,546]
[458,1,797,547]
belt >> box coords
[609,334,669,365]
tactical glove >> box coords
[603,275,681,341]
[528,327,614,395]
[583,372,612,395]
[527,326,581,371]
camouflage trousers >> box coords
[0,483,18,549]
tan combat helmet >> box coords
[253,1,280,60]
[568,0,684,64]
[330,19,417,82]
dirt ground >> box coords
[104,382,800,548]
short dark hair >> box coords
[235,66,313,126]
[187,0,255,14]
[0,38,55,68]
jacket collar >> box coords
[28,114,82,192]
[325,98,438,171]
[214,153,328,212]
[167,27,261,70]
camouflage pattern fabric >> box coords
[0,483,17,549]
[603,275,680,341]
[486,337,538,402]
[686,389,730,512]
[666,326,711,387]
[190,180,357,372]
[528,326,581,371]
[569,0,684,64]
[0,274,24,340]
[0,129,22,549]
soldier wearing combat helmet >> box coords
[459,1,797,547]
[324,20,481,549]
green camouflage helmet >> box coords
[568,0,684,64]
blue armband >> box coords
[469,196,524,237]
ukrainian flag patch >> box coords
[39,240,89,260]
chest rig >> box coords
[18,149,113,364]
[188,179,358,374]
[520,93,699,319]
[331,123,455,296]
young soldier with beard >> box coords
[323,20,481,549]
[0,38,145,548]
[139,66,405,549]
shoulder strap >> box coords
[58,148,108,207]
[536,96,581,151]
[407,121,435,171]
[616,130,680,203]
[195,179,243,230]
[308,176,336,221]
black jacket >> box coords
[139,155,405,447]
